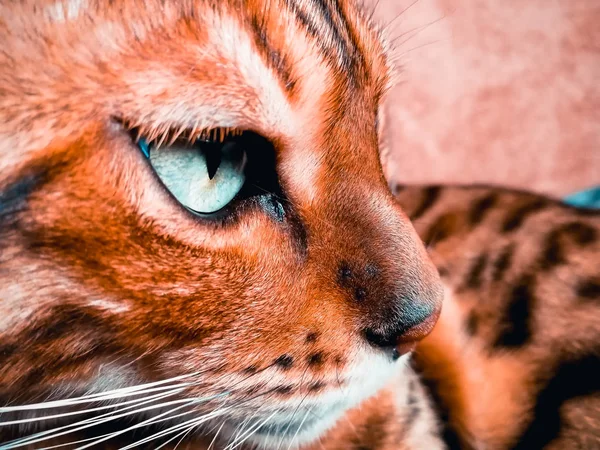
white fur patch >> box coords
[204,13,295,135]
[46,0,86,23]
[87,298,131,314]
[280,149,322,206]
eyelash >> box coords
[120,118,243,149]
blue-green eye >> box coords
[138,136,247,214]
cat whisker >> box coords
[152,425,197,450]
[207,420,226,450]
[116,386,277,450]
[115,408,212,450]
[0,373,199,412]
[117,400,237,450]
[150,427,193,450]
[287,408,313,450]
[381,0,421,34]
[41,395,232,450]
[76,397,223,450]
[224,410,279,450]
[275,367,312,450]
[0,389,186,426]
[389,14,447,50]
[225,400,269,449]
[390,40,444,62]
[3,393,228,450]
[171,420,199,450]
[0,390,188,449]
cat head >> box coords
[0,0,442,446]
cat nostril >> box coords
[364,327,397,349]
[363,307,439,357]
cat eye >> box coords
[128,124,283,222]
[137,135,248,215]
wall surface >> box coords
[368,0,599,197]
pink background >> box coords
[368,0,599,197]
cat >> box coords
[0,1,598,449]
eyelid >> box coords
[121,117,244,149]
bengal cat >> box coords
[0,0,598,449]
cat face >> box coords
[0,0,442,446]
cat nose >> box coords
[357,260,443,358]
[362,300,440,359]
[340,253,444,358]
[339,259,443,358]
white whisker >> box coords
[0,389,184,426]
[0,374,199,412]
[117,401,235,450]
[225,402,261,449]
[207,420,226,450]
[4,393,227,450]
[48,405,207,450]
[172,421,198,450]
[152,426,195,450]
[286,408,312,450]
[76,399,210,450]
[224,410,278,450]
[228,402,262,447]
[120,411,209,450]
[276,370,311,450]
[1,389,188,449]
[382,0,421,33]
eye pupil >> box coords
[203,143,222,180]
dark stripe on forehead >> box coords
[312,0,365,80]
[283,0,330,53]
[283,0,365,84]
[332,0,369,80]
[248,15,297,93]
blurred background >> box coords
[366,0,599,200]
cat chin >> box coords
[240,406,348,448]
[218,352,412,448]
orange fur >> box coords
[1,1,599,449]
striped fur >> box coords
[1,0,598,449]
[394,184,600,450]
